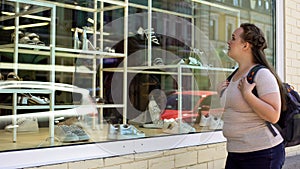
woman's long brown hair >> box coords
[240,23,287,111]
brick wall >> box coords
[25,143,227,169]
[285,0,300,90]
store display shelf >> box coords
[0,6,51,22]
[0,62,96,74]
[102,65,235,74]
[56,47,125,59]
[0,44,125,59]
[0,104,78,110]
[0,81,89,94]
[96,104,124,108]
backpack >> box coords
[227,64,300,147]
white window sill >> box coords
[0,131,226,168]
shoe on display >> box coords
[143,95,163,128]
[7,72,23,81]
[73,28,82,49]
[25,32,45,46]
[208,116,224,130]
[148,96,161,122]
[31,37,45,46]
[143,120,163,129]
[118,124,145,139]
[5,117,39,132]
[107,124,119,140]
[81,27,88,50]
[19,36,36,45]
[69,125,90,141]
[21,93,50,105]
[128,110,151,125]
[162,119,196,134]
[136,26,160,45]
[55,125,79,142]
[104,47,115,53]
[107,124,145,140]
[143,27,160,45]
[17,95,29,105]
[199,114,211,127]
[131,93,164,127]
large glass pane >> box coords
[0,0,275,152]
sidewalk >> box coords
[283,155,300,169]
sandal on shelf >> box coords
[7,72,23,81]
[32,37,45,46]
[25,32,45,46]
[25,32,39,39]
[22,93,50,105]
[19,36,35,45]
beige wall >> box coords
[285,0,300,90]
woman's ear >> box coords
[243,42,250,50]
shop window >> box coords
[0,0,276,153]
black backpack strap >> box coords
[247,64,265,96]
[227,68,239,82]
[266,122,278,137]
[221,65,264,97]
[219,68,238,97]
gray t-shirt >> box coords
[221,67,283,153]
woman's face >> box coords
[227,27,245,60]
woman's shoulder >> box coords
[255,67,273,78]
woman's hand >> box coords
[238,77,256,98]
[238,76,281,123]
[217,80,229,97]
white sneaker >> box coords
[148,96,161,122]
[69,125,90,141]
[199,114,211,127]
[107,124,119,140]
[163,119,195,134]
[209,116,224,130]
[128,110,151,125]
[118,124,145,139]
[107,124,145,140]
[5,117,39,132]
[55,125,79,142]
[143,120,163,129]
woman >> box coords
[218,23,286,169]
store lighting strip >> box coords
[1,11,51,21]
[2,22,49,30]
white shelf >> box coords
[0,44,125,59]
[96,104,124,108]
[0,105,78,110]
